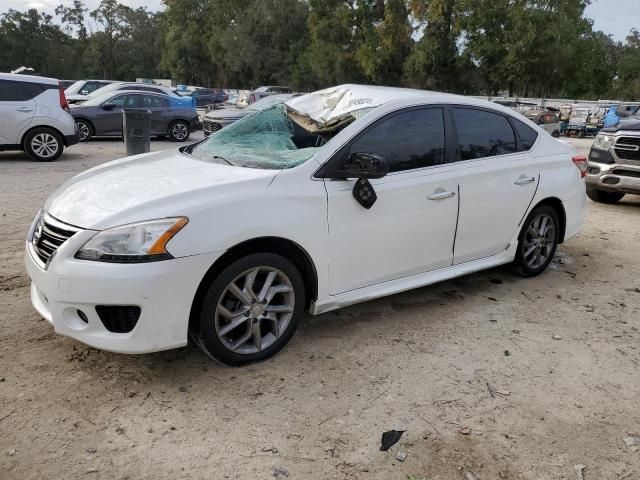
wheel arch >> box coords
[526,197,567,243]
[74,116,96,134]
[188,236,319,334]
[20,124,68,147]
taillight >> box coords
[249,94,256,103]
[572,156,587,178]
[58,82,69,112]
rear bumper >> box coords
[64,133,79,147]
[189,117,201,131]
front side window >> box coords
[108,95,127,107]
[347,108,446,173]
[453,108,518,160]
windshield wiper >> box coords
[213,155,233,166]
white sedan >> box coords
[25,85,587,365]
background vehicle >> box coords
[72,82,191,106]
[202,93,295,135]
[524,109,561,137]
[603,104,640,128]
[248,85,292,104]
[565,107,600,138]
[0,72,78,161]
[70,90,198,142]
[59,80,76,90]
[586,116,640,203]
[191,88,228,107]
[65,80,116,103]
[25,85,586,365]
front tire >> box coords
[168,120,190,142]
[511,205,559,277]
[586,188,625,204]
[23,128,64,162]
[197,253,305,365]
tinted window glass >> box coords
[84,82,102,93]
[109,95,127,107]
[349,108,445,173]
[143,95,169,107]
[124,95,142,107]
[453,108,517,160]
[512,118,539,150]
[0,80,43,101]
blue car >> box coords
[191,89,228,107]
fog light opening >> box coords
[77,309,89,324]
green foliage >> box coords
[0,0,639,100]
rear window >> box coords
[453,108,518,160]
[0,80,45,101]
[512,118,539,150]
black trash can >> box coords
[122,109,151,156]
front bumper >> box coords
[24,226,222,354]
[585,160,640,195]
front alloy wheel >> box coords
[198,253,305,365]
[169,120,190,142]
[24,128,64,162]
[512,205,559,277]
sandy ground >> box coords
[1,136,639,480]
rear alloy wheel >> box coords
[76,119,92,142]
[23,128,64,162]
[511,205,559,277]
[586,188,625,204]
[552,130,560,138]
[169,120,190,142]
[197,253,305,365]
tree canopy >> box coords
[1,0,639,100]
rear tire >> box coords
[197,253,305,366]
[23,127,64,162]
[578,130,585,138]
[552,130,560,138]
[168,120,190,142]
[586,188,625,204]
[75,119,93,142]
[511,205,559,277]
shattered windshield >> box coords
[188,104,330,170]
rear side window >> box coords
[453,108,518,160]
[349,108,446,173]
[512,118,539,150]
[124,95,143,108]
[143,95,169,107]
[0,80,44,101]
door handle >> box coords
[427,190,456,200]
[514,176,536,186]
[16,107,33,113]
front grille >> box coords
[614,136,640,161]
[31,213,80,267]
[95,305,141,333]
[612,168,640,178]
[202,119,222,133]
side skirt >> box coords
[310,244,517,315]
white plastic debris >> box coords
[574,464,586,480]
[395,451,407,462]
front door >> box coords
[449,107,540,264]
[323,107,459,295]
[0,79,37,144]
[94,94,129,136]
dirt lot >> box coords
[1,136,639,480]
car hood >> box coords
[45,149,278,230]
[204,107,252,121]
[602,116,640,132]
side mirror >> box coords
[80,89,89,95]
[335,152,389,180]
[616,105,632,118]
[102,103,115,111]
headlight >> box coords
[592,134,613,151]
[75,217,188,263]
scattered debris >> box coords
[512,329,520,334]
[584,304,595,312]
[272,465,289,478]
[625,287,640,294]
[504,350,511,357]
[458,426,471,435]
[487,297,498,302]
[395,451,407,462]
[552,335,563,340]
[178,386,188,392]
[574,463,586,480]
[85,468,98,474]
[380,430,405,451]
[8,448,16,456]
[623,436,638,452]
[262,447,279,454]
[85,447,97,454]
[464,471,478,480]
[496,389,510,396]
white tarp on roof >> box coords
[284,84,427,129]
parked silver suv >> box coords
[586,117,640,203]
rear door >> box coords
[143,94,170,134]
[450,107,539,264]
[0,79,40,145]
